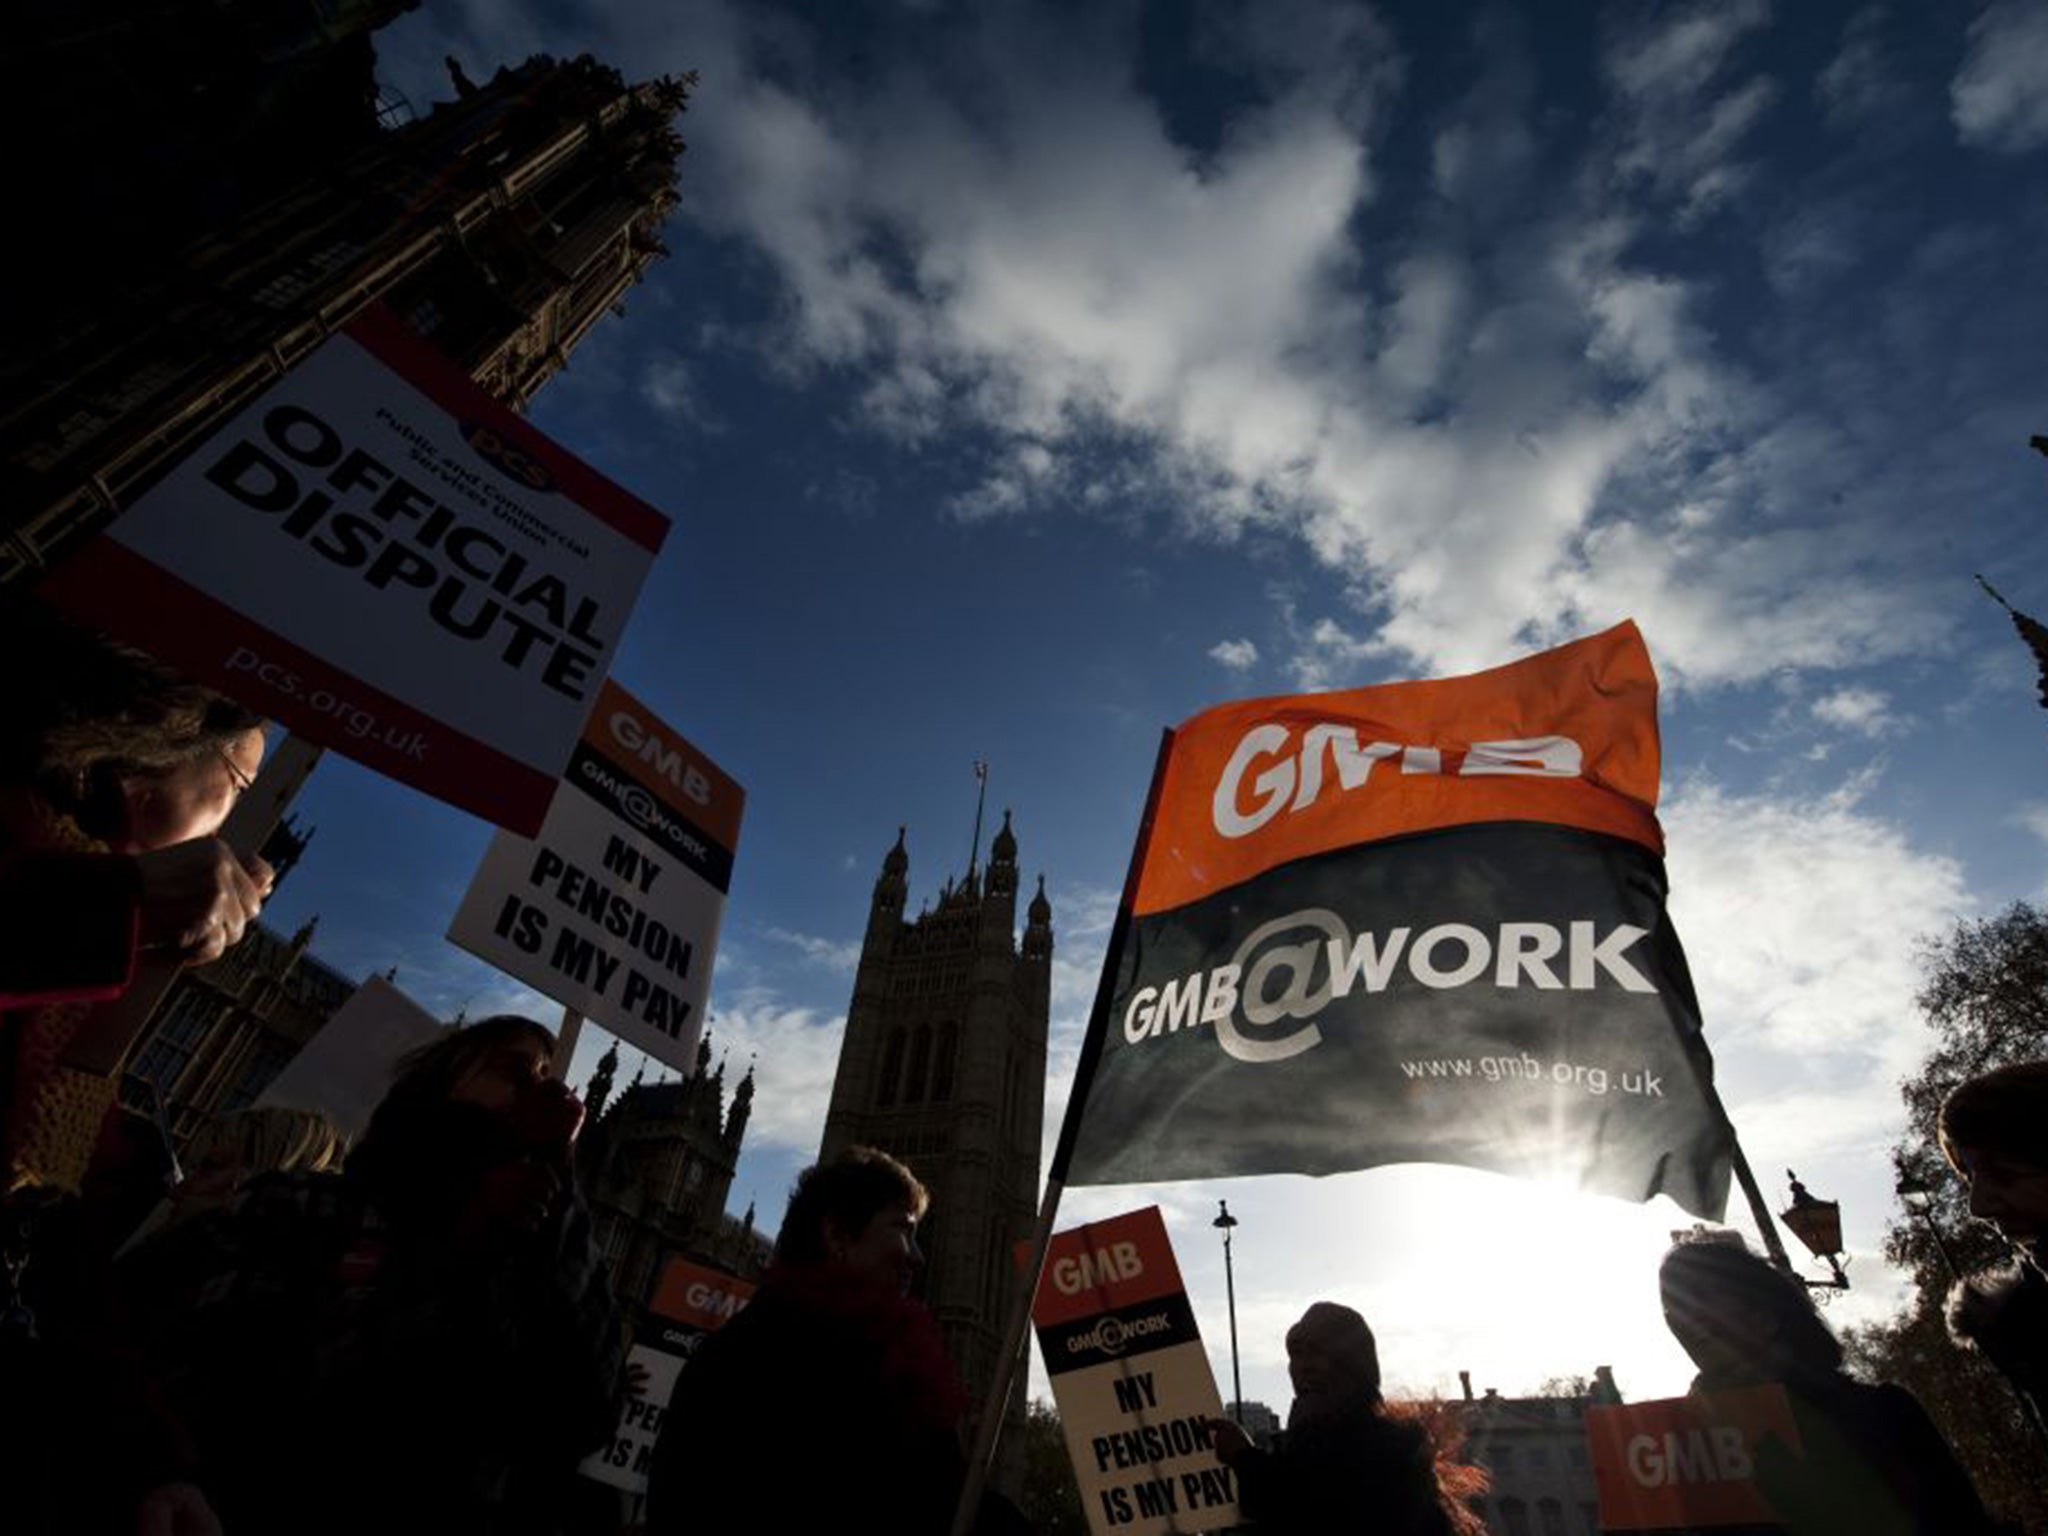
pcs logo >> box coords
[461,421,557,493]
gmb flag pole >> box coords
[951,620,1748,1536]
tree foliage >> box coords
[1840,901,2048,1532]
[1016,1399,1087,1536]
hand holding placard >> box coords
[134,838,273,962]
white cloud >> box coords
[376,0,1990,700]
[1661,774,1971,1300]
[1375,254,1470,407]
[765,926,863,973]
[1603,0,1778,223]
[951,440,1063,521]
[699,990,848,1154]
[639,356,721,432]
[1428,9,1537,218]
[1666,775,1969,1063]
[1051,882,1120,943]
[1208,637,1260,672]
[1815,7,1910,129]
[1546,521,1953,693]
[1952,0,2048,153]
[1286,616,1382,691]
[1810,685,1904,737]
[1602,0,1771,99]
[2019,805,2048,894]
[1035,882,1122,1174]
[1761,222,1857,303]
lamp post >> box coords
[1895,1171,1962,1285]
[1779,1170,1850,1291]
[1897,1169,2048,1457]
[1214,1200,1243,1424]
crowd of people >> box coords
[2,600,2046,1534]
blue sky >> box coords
[253,0,2048,1409]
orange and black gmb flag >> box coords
[1061,621,1732,1218]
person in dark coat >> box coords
[1939,1059,2048,1421]
[1659,1240,1994,1536]
[122,1015,622,1536]
[648,1146,1021,1536]
[1207,1301,1477,1536]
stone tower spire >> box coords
[585,1039,620,1121]
[818,809,1051,1497]
[1024,875,1053,962]
[876,827,909,907]
[726,1059,755,1147]
[987,809,1018,898]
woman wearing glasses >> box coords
[0,599,275,1536]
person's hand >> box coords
[134,1481,223,1536]
[133,838,273,963]
[1206,1418,1253,1467]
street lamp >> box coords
[1214,1200,1243,1424]
[1895,1170,1963,1285]
[1899,1169,2048,1455]
[1779,1170,1850,1291]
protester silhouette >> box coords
[0,603,274,1534]
[1206,1301,1481,1536]
[1658,1239,1993,1535]
[1939,1060,2048,1426]
[120,1015,620,1535]
[647,1146,1027,1536]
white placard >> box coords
[42,308,668,833]
[448,679,743,1075]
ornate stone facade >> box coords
[120,918,357,1152]
[1456,1367,1624,1536]
[4,30,690,582]
[579,1035,769,1327]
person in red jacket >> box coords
[647,1147,1034,1536]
